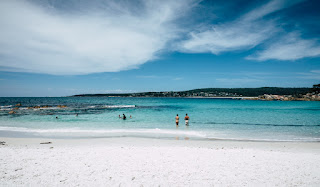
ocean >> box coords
[0,97,319,141]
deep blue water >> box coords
[0,97,319,141]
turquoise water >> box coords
[0,97,320,141]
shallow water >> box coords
[0,97,319,141]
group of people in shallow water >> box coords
[56,113,189,126]
[119,114,132,120]
[117,113,189,126]
[175,113,190,126]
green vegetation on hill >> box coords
[312,84,320,93]
[72,87,312,97]
[186,87,310,97]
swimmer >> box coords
[76,113,78,117]
[130,115,132,119]
[119,115,122,119]
[175,114,179,125]
[56,116,58,119]
[123,114,126,120]
[184,113,189,126]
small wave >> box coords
[18,107,29,110]
[0,108,12,111]
[102,105,136,108]
[0,126,205,138]
[0,106,63,111]
[0,105,13,111]
[1,126,319,142]
[0,104,136,113]
[86,105,136,109]
[0,105,12,108]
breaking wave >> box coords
[0,126,206,139]
[1,126,320,142]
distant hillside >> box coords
[186,87,310,97]
[72,87,311,97]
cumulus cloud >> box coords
[247,32,320,61]
[0,0,318,76]
[0,0,194,75]
[178,0,304,55]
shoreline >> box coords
[70,96,258,99]
[1,137,320,186]
[69,96,320,101]
[1,136,320,148]
[1,131,320,143]
[1,129,320,142]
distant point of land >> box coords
[71,86,319,99]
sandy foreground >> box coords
[1,137,320,186]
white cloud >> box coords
[247,33,320,61]
[178,22,275,54]
[214,78,264,88]
[173,77,183,81]
[136,75,183,80]
[65,88,135,95]
[178,0,304,55]
[216,78,262,83]
[0,0,317,77]
[296,70,320,80]
[136,75,161,79]
[0,0,194,75]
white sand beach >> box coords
[1,137,320,186]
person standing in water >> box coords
[123,114,126,120]
[184,114,190,126]
[175,114,179,126]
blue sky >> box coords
[0,0,320,96]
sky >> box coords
[0,0,320,96]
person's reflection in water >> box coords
[184,119,189,140]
